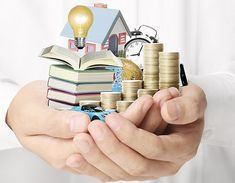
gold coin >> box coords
[100,92,122,99]
[159,78,179,83]
[116,101,133,112]
[143,43,164,51]
[79,100,101,107]
[159,85,179,90]
[137,89,158,97]
[159,66,179,73]
[143,53,159,58]
[159,52,179,59]
[144,86,159,90]
[159,60,179,67]
[122,93,137,101]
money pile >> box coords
[122,80,143,101]
[143,43,163,89]
[116,101,133,112]
[159,52,179,89]
[79,100,101,107]
[100,92,122,110]
[137,89,158,98]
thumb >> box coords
[161,83,207,124]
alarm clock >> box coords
[124,25,158,69]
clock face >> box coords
[125,38,149,69]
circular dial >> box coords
[125,38,150,69]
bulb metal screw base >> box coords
[75,37,86,49]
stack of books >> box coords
[40,45,122,109]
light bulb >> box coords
[68,5,93,49]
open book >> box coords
[40,45,123,70]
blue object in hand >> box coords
[71,105,112,122]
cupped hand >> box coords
[6,80,111,181]
[67,83,206,181]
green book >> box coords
[49,64,114,83]
[48,77,113,94]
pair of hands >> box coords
[7,80,206,182]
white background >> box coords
[1,0,235,183]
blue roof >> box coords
[61,7,131,44]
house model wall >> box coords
[61,4,131,57]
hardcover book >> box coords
[48,77,113,94]
[49,64,114,83]
[47,88,100,105]
[48,100,75,110]
[40,45,123,70]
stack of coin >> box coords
[137,89,158,98]
[116,101,133,112]
[100,92,122,110]
[79,100,101,107]
[122,80,143,101]
[159,52,179,89]
[143,43,163,89]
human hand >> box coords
[67,83,206,181]
[6,81,111,180]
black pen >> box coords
[180,64,188,86]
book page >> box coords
[40,45,81,70]
[80,50,123,70]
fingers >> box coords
[72,133,132,181]
[139,101,165,133]
[154,87,180,107]
[121,95,153,126]
[8,80,90,138]
[88,120,175,177]
[19,106,90,138]
[161,83,206,124]
[33,109,90,138]
[21,135,78,169]
[138,87,179,133]
[66,154,112,182]
[22,134,111,182]
[106,113,203,162]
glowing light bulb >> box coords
[68,5,93,49]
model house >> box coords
[61,5,131,56]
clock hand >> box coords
[130,53,140,56]
[129,45,144,56]
[137,45,143,55]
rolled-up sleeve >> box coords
[0,74,21,150]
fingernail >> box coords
[89,125,104,141]
[70,116,86,133]
[75,136,91,153]
[167,102,181,121]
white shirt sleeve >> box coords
[145,73,235,183]
[190,72,235,147]
[0,74,21,150]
